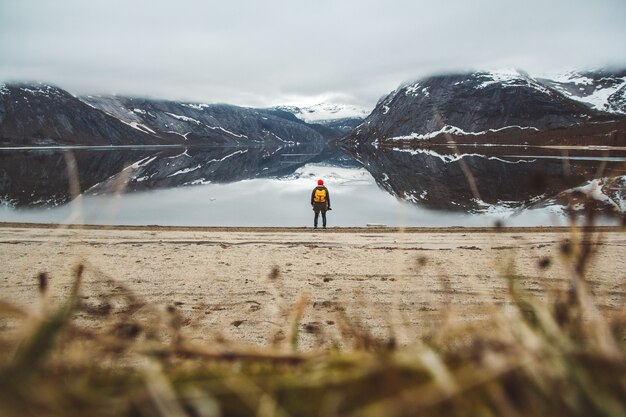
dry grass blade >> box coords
[433,113,482,202]
[288,293,310,352]
[5,263,83,383]
[0,219,625,417]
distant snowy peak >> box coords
[79,94,344,146]
[276,103,370,122]
[537,69,626,114]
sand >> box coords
[1,223,624,349]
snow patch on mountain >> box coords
[17,84,66,98]
[404,83,430,97]
[165,112,202,124]
[132,108,147,115]
[265,130,296,144]
[182,103,210,111]
[121,120,157,135]
[545,71,596,86]
[166,131,192,140]
[588,83,626,113]
[205,125,248,139]
[474,69,552,95]
[387,125,540,141]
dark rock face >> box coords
[344,70,622,148]
[0,83,159,146]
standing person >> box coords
[311,179,331,229]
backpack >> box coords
[313,188,327,203]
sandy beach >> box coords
[1,223,624,349]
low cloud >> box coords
[1,0,625,109]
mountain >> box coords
[340,69,626,213]
[0,83,346,147]
[315,117,364,134]
[537,69,626,114]
[0,83,160,146]
[343,69,626,149]
[81,96,336,147]
[275,102,370,123]
[274,103,368,135]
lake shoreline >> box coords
[1,221,623,233]
[1,224,624,349]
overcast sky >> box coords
[1,0,625,109]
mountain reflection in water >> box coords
[350,144,626,214]
[0,144,624,227]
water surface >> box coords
[1,144,623,227]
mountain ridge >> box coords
[3,68,626,148]
[0,83,354,147]
[343,69,626,150]
[0,83,161,146]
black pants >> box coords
[313,203,327,228]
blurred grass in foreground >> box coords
[1,218,625,417]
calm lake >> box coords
[1,144,624,227]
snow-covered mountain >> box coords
[275,102,370,123]
[340,68,626,214]
[3,69,625,149]
[537,69,626,114]
[343,69,626,151]
[0,83,347,147]
[81,95,335,147]
[0,83,160,146]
